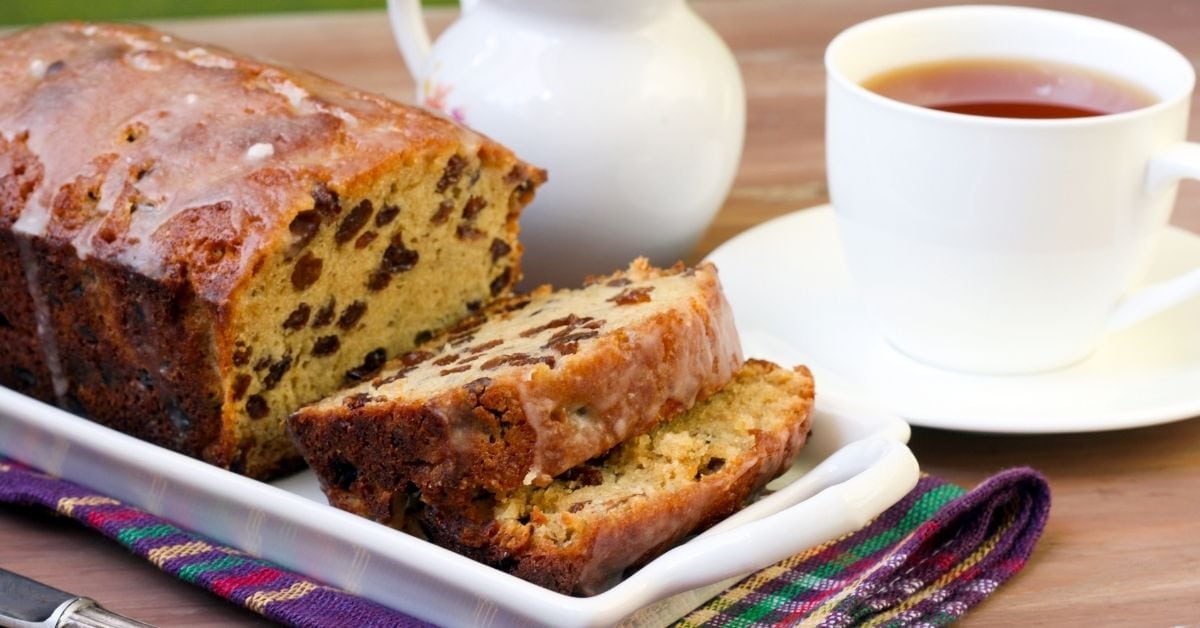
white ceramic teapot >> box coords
[387,0,745,286]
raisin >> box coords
[466,300,483,312]
[292,252,323,290]
[337,301,368,330]
[232,373,251,400]
[449,313,487,335]
[345,348,387,381]
[283,303,311,330]
[431,199,454,225]
[462,196,487,220]
[456,224,484,241]
[246,395,269,419]
[456,353,481,366]
[253,355,272,372]
[437,154,467,194]
[375,204,400,227]
[343,392,374,410]
[381,234,419,273]
[465,338,503,354]
[312,298,336,327]
[232,343,253,366]
[448,332,475,347]
[262,354,293,391]
[433,353,460,367]
[490,238,512,263]
[336,199,373,245]
[479,353,556,370]
[439,364,471,375]
[311,182,341,217]
[399,350,435,366]
[568,501,590,514]
[464,377,491,395]
[504,164,528,184]
[562,465,603,487]
[288,210,322,255]
[519,314,584,338]
[544,330,599,355]
[312,335,340,357]
[414,330,434,345]
[329,457,358,490]
[503,298,532,313]
[367,270,392,291]
[608,286,654,305]
[373,366,415,387]
[490,267,512,296]
[696,457,726,479]
[355,231,378,249]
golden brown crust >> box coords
[0,22,536,302]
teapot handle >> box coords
[385,0,432,86]
[385,0,479,91]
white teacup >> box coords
[825,6,1200,374]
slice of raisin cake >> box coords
[288,258,743,518]
[419,359,814,595]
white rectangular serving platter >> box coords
[0,383,918,628]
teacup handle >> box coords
[1107,143,1200,332]
[385,0,479,89]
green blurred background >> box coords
[0,1,454,25]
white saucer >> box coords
[706,204,1200,433]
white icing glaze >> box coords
[265,74,310,109]
[245,142,275,160]
[28,59,45,79]
[125,50,165,72]
[180,47,237,70]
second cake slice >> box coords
[288,259,742,519]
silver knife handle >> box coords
[59,602,154,628]
[0,569,152,628]
[0,567,77,628]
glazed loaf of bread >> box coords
[288,259,743,518]
[419,359,815,595]
[0,23,544,478]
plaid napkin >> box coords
[0,459,1048,627]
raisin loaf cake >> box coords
[418,359,815,595]
[0,23,544,478]
[288,259,743,517]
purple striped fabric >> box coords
[0,458,1049,626]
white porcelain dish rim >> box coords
[0,385,917,628]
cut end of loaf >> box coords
[218,150,543,476]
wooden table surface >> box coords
[2,1,1199,626]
